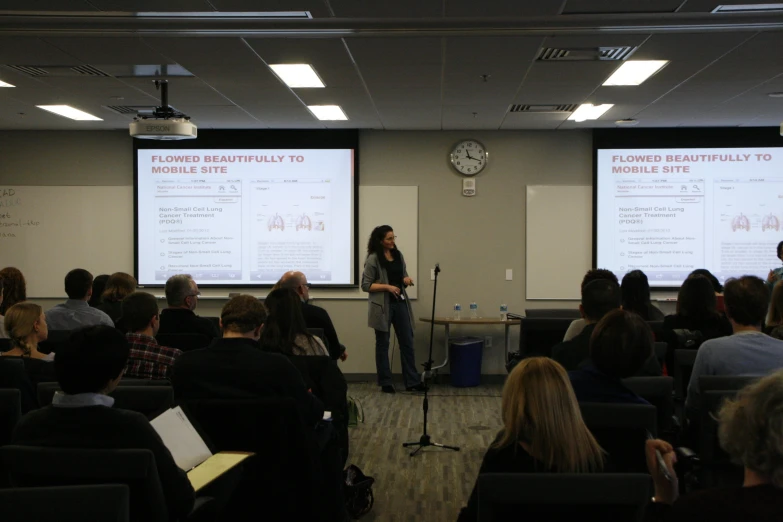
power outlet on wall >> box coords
[484,336,493,348]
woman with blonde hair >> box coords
[765,281,783,340]
[647,368,783,520]
[1,302,56,384]
[457,357,605,522]
[97,272,137,326]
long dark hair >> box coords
[366,225,398,261]
[259,288,317,356]
[88,274,110,307]
[0,267,26,316]
[621,270,654,320]
[689,268,723,293]
[677,275,719,321]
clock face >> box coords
[450,140,487,176]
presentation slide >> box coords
[596,147,783,287]
[136,149,354,286]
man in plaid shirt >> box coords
[122,291,183,379]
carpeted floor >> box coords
[345,381,504,522]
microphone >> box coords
[434,262,441,274]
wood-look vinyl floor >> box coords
[345,382,504,522]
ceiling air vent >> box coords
[104,105,178,115]
[537,46,637,61]
[2,64,110,77]
[508,104,578,113]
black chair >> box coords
[1,447,170,522]
[580,403,657,473]
[647,320,665,342]
[673,349,698,402]
[179,398,324,522]
[0,357,37,413]
[0,484,130,522]
[0,338,10,352]
[37,329,72,355]
[477,473,651,522]
[156,333,212,352]
[622,376,675,436]
[203,316,221,334]
[0,388,21,447]
[37,384,174,420]
[518,317,575,357]
[523,308,581,319]
[698,389,744,488]
[653,342,667,369]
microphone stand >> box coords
[402,263,460,457]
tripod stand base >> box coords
[402,434,460,457]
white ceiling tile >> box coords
[41,37,173,65]
[346,38,442,66]
[328,0,443,17]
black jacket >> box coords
[158,308,219,338]
[171,337,324,428]
[301,301,344,360]
[645,484,783,521]
[12,405,195,521]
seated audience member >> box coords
[261,288,329,357]
[171,295,324,427]
[87,274,109,308]
[686,276,783,417]
[11,325,195,521]
[690,268,725,312]
[0,277,6,338]
[647,369,783,521]
[621,270,665,321]
[663,274,732,344]
[158,274,219,338]
[122,292,182,380]
[569,309,654,405]
[2,302,56,384]
[764,281,783,339]
[563,269,619,341]
[457,357,605,522]
[44,269,113,330]
[0,266,26,316]
[97,272,137,326]
[278,271,347,361]
[766,240,783,293]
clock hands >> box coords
[465,151,476,161]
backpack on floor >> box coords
[344,464,374,519]
[347,396,364,427]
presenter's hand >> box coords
[769,270,778,283]
[403,276,414,287]
[339,351,348,362]
[386,285,402,298]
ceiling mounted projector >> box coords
[130,80,197,140]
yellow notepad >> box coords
[187,451,254,492]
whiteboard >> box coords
[526,185,592,300]
[0,185,417,299]
[0,186,134,298]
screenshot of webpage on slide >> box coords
[596,147,783,286]
[136,149,354,286]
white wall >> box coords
[0,129,599,377]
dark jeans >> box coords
[374,299,421,388]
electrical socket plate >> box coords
[484,335,493,348]
[430,268,436,280]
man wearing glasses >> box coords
[278,271,347,362]
[158,274,220,338]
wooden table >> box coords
[419,317,522,372]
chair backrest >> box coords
[580,403,657,473]
[699,375,758,393]
[622,376,674,434]
[698,390,744,487]
[653,342,667,368]
[0,389,21,447]
[203,316,221,334]
[673,349,699,402]
[524,308,582,319]
[37,384,174,420]
[117,378,172,387]
[0,357,37,413]
[519,317,575,357]
[179,397,321,520]
[37,330,72,355]
[1,446,167,522]
[477,473,651,522]
[0,338,10,352]
[647,321,665,341]
[155,332,212,352]
[0,484,130,522]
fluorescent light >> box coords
[269,64,325,88]
[138,11,312,18]
[36,105,103,121]
[603,60,669,86]
[713,4,783,12]
[0,80,14,88]
[307,105,348,121]
[568,104,614,122]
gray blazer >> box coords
[361,252,415,333]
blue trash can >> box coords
[449,337,484,387]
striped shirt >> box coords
[124,333,182,380]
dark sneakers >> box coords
[381,385,396,394]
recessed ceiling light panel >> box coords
[269,64,325,88]
[0,80,15,87]
[36,105,103,121]
[568,104,614,122]
[603,60,669,86]
[713,4,783,12]
[307,105,348,121]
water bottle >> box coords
[500,304,508,321]
[453,303,462,320]
[470,302,478,319]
